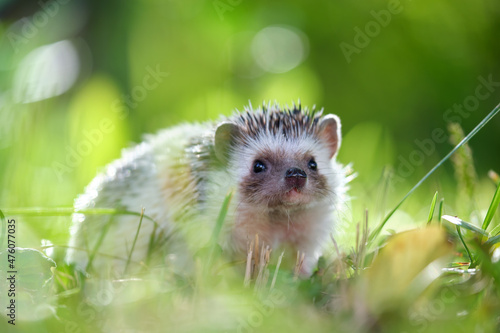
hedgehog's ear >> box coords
[318,114,341,158]
[215,122,239,164]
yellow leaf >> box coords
[362,226,453,313]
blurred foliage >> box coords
[0,0,500,332]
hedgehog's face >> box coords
[214,110,341,210]
[238,143,333,208]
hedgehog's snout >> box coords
[284,167,307,189]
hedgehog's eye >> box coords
[308,159,317,171]
[253,160,266,173]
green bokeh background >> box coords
[0,0,499,253]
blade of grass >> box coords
[207,191,233,270]
[124,208,146,275]
[456,225,474,267]
[145,223,160,266]
[86,214,115,272]
[484,234,500,247]
[210,191,233,245]
[482,182,500,230]
[244,246,253,287]
[369,102,500,242]
[427,191,438,224]
[270,251,285,291]
[2,207,158,226]
[438,198,444,224]
[442,215,489,237]
[490,224,500,237]
[3,207,81,216]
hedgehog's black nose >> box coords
[285,167,307,189]
[285,167,307,178]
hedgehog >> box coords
[66,102,349,276]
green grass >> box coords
[427,191,438,224]
[2,108,500,333]
[369,102,500,243]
